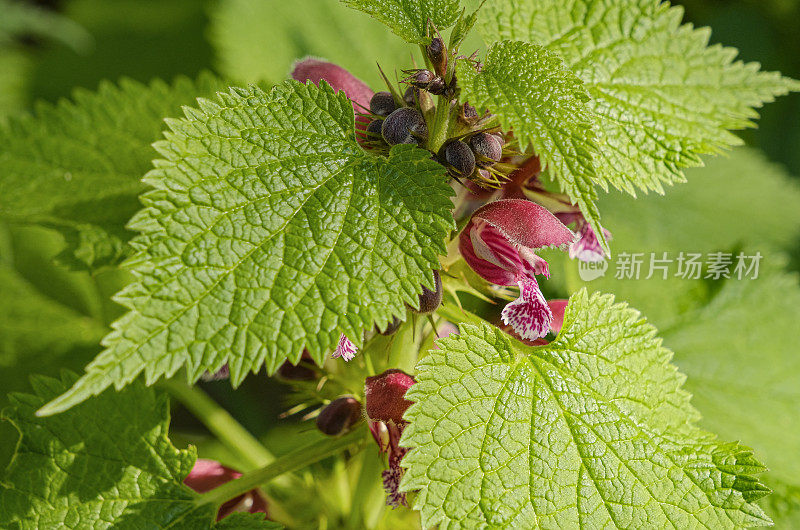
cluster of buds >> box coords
[364,369,416,507]
[289,41,607,364]
[438,130,509,188]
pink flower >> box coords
[459,199,574,340]
[291,58,373,130]
[331,333,358,362]
[572,219,612,263]
[365,369,417,507]
[184,459,268,521]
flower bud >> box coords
[426,76,446,96]
[276,351,316,381]
[184,459,268,521]
[369,91,398,117]
[442,140,476,178]
[410,269,442,314]
[375,315,402,335]
[426,37,447,77]
[365,369,416,424]
[366,119,384,139]
[401,86,416,106]
[382,107,428,146]
[469,132,503,167]
[316,396,362,436]
[414,69,435,87]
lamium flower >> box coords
[184,459,268,521]
[511,169,612,263]
[459,199,574,340]
[200,364,230,381]
[365,369,416,508]
[331,333,358,362]
[555,212,612,263]
[291,58,374,131]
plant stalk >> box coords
[428,95,452,153]
[159,379,274,470]
[195,425,367,508]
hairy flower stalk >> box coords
[365,369,416,507]
[184,459,268,521]
[459,199,574,340]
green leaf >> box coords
[0,372,276,529]
[0,265,105,367]
[760,480,800,528]
[38,81,454,416]
[209,0,414,88]
[0,50,31,121]
[457,40,606,252]
[480,0,800,195]
[448,5,480,52]
[402,290,770,528]
[340,0,461,43]
[662,269,800,512]
[0,73,228,271]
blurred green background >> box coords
[0,0,798,527]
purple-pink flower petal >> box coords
[291,58,374,114]
[331,333,358,362]
[472,199,574,252]
[547,299,569,335]
[500,277,553,341]
[184,459,268,521]
[569,221,612,263]
[459,199,572,287]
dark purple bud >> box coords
[376,315,402,335]
[426,77,446,96]
[462,103,478,118]
[414,69,435,87]
[366,119,384,138]
[276,351,316,381]
[411,269,442,314]
[382,107,428,146]
[365,369,416,424]
[470,132,503,167]
[316,396,362,436]
[370,91,398,117]
[402,86,417,106]
[426,37,447,76]
[442,140,476,178]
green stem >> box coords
[159,379,274,470]
[195,426,366,509]
[428,96,452,153]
